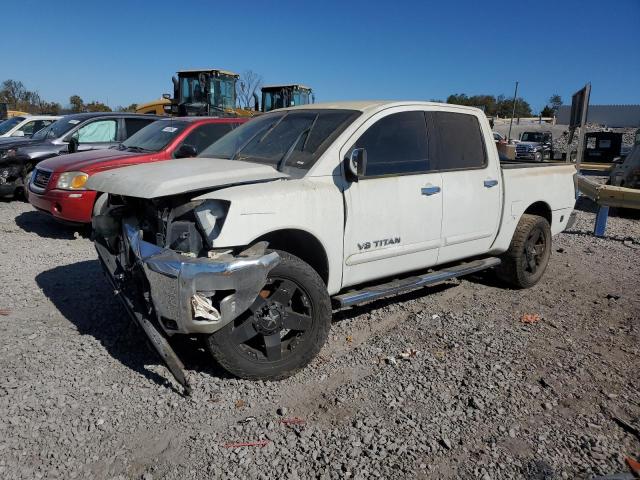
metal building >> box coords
[556,104,640,127]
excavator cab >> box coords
[171,69,239,116]
[261,85,314,112]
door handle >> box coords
[421,185,441,196]
[484,179,499,188]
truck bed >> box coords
[500,161,576,170]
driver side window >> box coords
[354,111,430,177]
[72,119,117,143]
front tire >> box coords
[206,250,331,380]
[497,214,552,288]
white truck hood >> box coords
[85,157,288,199]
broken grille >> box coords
[32,169,52,189]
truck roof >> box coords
[284,100,485,115]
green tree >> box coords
[549,94,562,113]
[85,101,112,112]
[541,105,554,117]
[69,95,84,112]
[37,101,62,115]
[116,103,138,112]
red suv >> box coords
[28,117,247,224]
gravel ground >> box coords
[0,198,639,480]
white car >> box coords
[0,115,60,138]
[87,101,577,391]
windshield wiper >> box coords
[277,126,312,172]
[276,115,317,172]
[125,146,153,153]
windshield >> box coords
[199,109,360,171]
[0,117,24,135]
[122,120,188,152]
[521,132,545,142]
[32,118,78,140]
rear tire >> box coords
[206,249,331,380]
[497,214,552,288]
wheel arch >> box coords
[523,201,552,226]
[252,229,330,286]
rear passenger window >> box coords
[355,111,429,176]
[431,112,486,170]
[125,118,155,138]
[179,123,234,155]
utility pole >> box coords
[507,81,519,142]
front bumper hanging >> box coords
[94,219,280,393]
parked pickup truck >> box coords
[515,131,553,161]
[88,101,576,392]
[28,116,246,224]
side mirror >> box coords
[162,93,172,100]
[68,136,79,153]
[11,130,25,137]
[346,148,367,179]
[175,143,197,159]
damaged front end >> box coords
[92,195,279,393]
[0,159,24,195]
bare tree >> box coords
[236,70,263,109]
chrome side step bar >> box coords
[334,257,501,308]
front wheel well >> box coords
[523,201,552,226]
[253,229,329,286]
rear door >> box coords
[342,108,443,287]
[431,110,502,263]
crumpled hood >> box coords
[37,148,138,173]
[86,157,288,199]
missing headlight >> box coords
[194,200,229,246]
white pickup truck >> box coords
[88,101,576,392]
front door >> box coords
[342,109,443,288]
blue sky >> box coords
[4,0,639,112]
